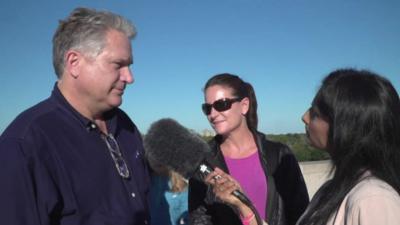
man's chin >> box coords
[108,98,123,109]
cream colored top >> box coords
[266,173,400,225]
[325,174,400,225]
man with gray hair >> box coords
[0,7,150,225]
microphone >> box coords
[143,118,252,206]
[143,118,211,179]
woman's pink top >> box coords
[224,150,268,219]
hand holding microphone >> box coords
[205,167,244,205]
[205,168,262,225]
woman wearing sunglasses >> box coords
[207,69,400,225]
[188,73,309,225]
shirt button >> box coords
[131,192,136,198]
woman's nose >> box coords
[302,110,310,124]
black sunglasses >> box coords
[202,97,243,115]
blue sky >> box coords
[1,0,399,135]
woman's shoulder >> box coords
[347,175,400,206]
[255,131,292,155]
[335,175,400,224]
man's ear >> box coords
[64,50,82,79]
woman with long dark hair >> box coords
[297,68,400,225]
[189,73,309,225]
[209,69,400,225]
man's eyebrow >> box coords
[114,58,133,65]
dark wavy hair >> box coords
[299,69,400,225]
[203,73,258,132]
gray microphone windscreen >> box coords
[143,118,211,178]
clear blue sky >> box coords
[1,0,399,135]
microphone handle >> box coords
[232,190,252,206]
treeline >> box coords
[201,133,330,162]
[266,133,330,161]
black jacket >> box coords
[188,131,309,225]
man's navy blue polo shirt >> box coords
[0,84,151,225]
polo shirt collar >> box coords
[50,83,118,134]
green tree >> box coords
[200,133,330,161]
